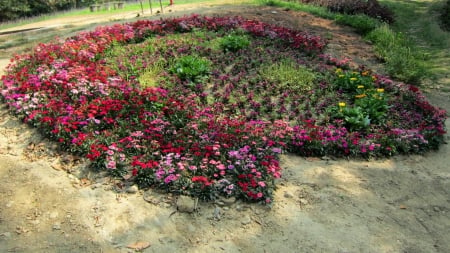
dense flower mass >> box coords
[0,15,446,203]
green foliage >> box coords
[334,69,375,92]
[259,0,442,85]
[256,0,334,18]
[138,58,166,89]
[335,13,380,35]
[219,33,251,52]
[260,59,316,93]
[354,89,389,124]
[301,0,395,23]
[332,69,389,130]
[105,42,152,81]
[170,55,211,81]
[0,0,31,21]
[0,0,94,22]
[439,0,450,31]
[340,106,371,131]
[258,0,379,35]
[366,24,428,84]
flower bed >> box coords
[0,15,446,203]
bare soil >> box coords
[1,4,449,253]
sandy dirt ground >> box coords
[1,3,449,253]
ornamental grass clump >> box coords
[260,59,316,93]
[0,15,446,204]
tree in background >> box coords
[0,0,31,22]
[0,0,96,22]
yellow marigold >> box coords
[357,85,364,89]
[335,68,343,74]
[355,94,367,99]
[350,77,357,81]
[338,102,346,107]
[377,88,384,93]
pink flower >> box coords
[361,146,367,153]
[216,164,226,170]
[106,160,116,169]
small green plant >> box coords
[170,55,211,81]
[340,105,371,131]
[219,33,251,52]
[354,88,389,124]
[260,59,316,93]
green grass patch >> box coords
[366,24,428,84]
[260,59,316,93]
[334,13,379,35]
[379,0,450,86]
[256,0,334,19]
[138,58,167,88]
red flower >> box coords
[192,176,213,187]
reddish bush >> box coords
[300,0,395,24]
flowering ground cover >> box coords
[0,15,447,203]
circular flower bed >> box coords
[0,15,446,203]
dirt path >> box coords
[1,4,449,253]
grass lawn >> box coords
[379,0,450,89]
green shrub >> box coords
[219,34,251,52]
[335,13,380,35]
[170,55,211,81]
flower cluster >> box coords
[332,69,389,130]
[0,15,446,203]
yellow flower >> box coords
[355,94,367,99]
[377,88,384,93]
[339,75,345,78]
[357,85,364,89]
[335,68,343,74]
[350,77,357,81]
[361,71,369,76]
[372,76,377,81]
[338,102,346,107]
